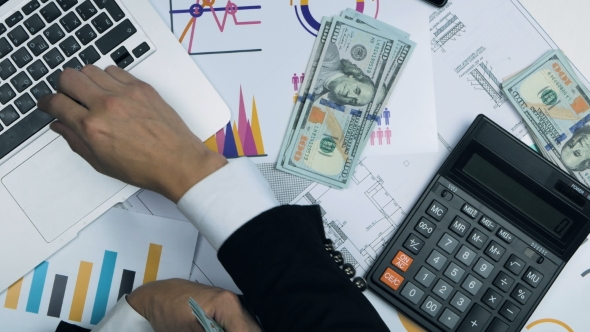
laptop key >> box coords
[75,24,96,45]
[40,3,61,23]
[11,47,33,68]
[26,59,48,80]
[22,0,41,15]
[91,12,111,34]
[27,35,49,56]
[95,19,135,54]
[132,42,149,58]
[0,109,54,159]
[30,81,51,100]
[79,45,98,64]
[43,23,65,44]
[8,26,29,47]
[0,37,13,58]
[0,58,16,79]
[43,48,64,68]
[0,83,16,104]
[59,11,81,33]
[15,92,35,113]
[10,71,33,92]
[62,57,82,70]
[0,23,6,35]
[102,0,124,21]
[0,105,19,126]
[46,69,61,89]
[56,0,78,12]
[76,1,97,21]
[5,11,24,28]
[24,14,46,35]
[59,36,80,57]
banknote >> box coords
[277,17,332,167]
[503,50,590,186]
[189,297,225,332]
[342,11,416,143]
[279,17,397,188]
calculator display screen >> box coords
[463,153,571,238]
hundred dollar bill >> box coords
[502,50,590,186]
[189,297,225,332]
[279,17,397,188]
[277,17,332,167]
[339,10,416,146]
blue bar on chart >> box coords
[90,250,117,324]
[47,274,68,318]
[26,261,49,313]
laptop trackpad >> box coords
[2,137,126,242]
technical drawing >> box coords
[467,61,507,109]
[291,159,406,276]
[431,12,466,53]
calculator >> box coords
[366,115,590,331]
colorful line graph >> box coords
[170,0,262,55]
[204,86,266,158]
[291,0,380,36]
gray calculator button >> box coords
[439,308,460,330]
[427,200,447,221]
[455,245,477,266]
[427,250,448,271]
[415,217,436,238]
[450,216,470,237]
[415,266,436,288]
[479,216,497,231]
[523,267,543,288]
[444,262,465,283]
[473,257,494,279]
[451,291,471,312]
[511,283,531,305]
[433,279,454,300]
[437,233,459,254]
[485,241,505,262]
[401,282,424,305]
[462,203,480,219]
[505,254,525,275]
[467,228,488,249]
[462,274,483,295]
[420,296,442,317]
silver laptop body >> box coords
[0,0,230,290]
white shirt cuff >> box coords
[177,157,279,251]
[91,296,153,332]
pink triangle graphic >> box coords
[243,120,258,156]
[238,86,248,145]
[215,126,226,156]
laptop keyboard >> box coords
[0,0,154,160]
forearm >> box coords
[217,205,389,332]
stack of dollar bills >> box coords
[189,297,226,332]
[277,9,415,188]
[502,50,590,187]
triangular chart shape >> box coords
[222,122,238,158]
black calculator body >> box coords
[366,115,590,332]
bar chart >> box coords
[0,208,198,329]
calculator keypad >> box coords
[372,181,556,332]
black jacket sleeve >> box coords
[218,205,389,332]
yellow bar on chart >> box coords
[143,243,162,284]
[4,277,23,309]
[69,261,93,322]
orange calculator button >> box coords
[380,267,405,291]
[392,250,414,272]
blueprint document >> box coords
[431,0,564,151]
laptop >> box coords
[0,0,230,291]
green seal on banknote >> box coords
[351,44,367,61]
[541,89,558,106]
[320,137,337,153]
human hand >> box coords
[37,65,227,202]
[127,278,262,332]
